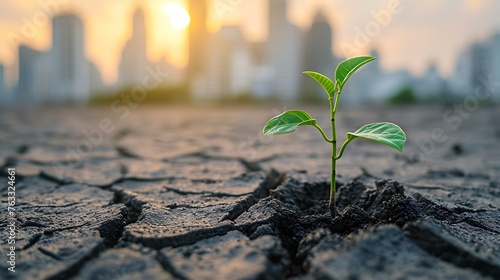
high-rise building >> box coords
[491,33,500,102]
[265,0,303,101]
[118,8,149,88]
[453,33,500,102]
[187,0,208,80]
[302,10,336,100]
[18,45,43,101]
[199,26,253,101]
[0,64,4,99]
[51,13,90,103]
[471,40,492,92]
[448,49,474,98]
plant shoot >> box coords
[262,56,406,217]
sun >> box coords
[164,3,190,30]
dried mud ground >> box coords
[0,105,499,280]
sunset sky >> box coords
[0,0,499,84]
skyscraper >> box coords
[201,26,253,101]
[449,49,474,98]
[471,40,492,92]
[187,0,208,80]
[302,10,335,100]
[492,33,500,102]
[51,13,90,103]
[118,8,149,88]
[0,64,5,99]
[266,0,303,101]
[469,33,500,102]
[18,45,43,101]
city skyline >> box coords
[0,0,499,105]
[1,0,500,85]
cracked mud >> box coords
[0,106,499,279]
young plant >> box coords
[262,56,406,217]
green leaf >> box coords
[347,122,406,152]
[335,56,376,92]
[303,71,336,98]
[263,110,317,135]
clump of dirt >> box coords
[250,176,424,254]
[336,179,407,219]
[262,201,376,254]
[243,172,500,278]
[269,172,330,216]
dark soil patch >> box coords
[238,172,499,278]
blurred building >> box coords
[471,41,492,94]
[0,64,5,100]
[118,8,149,88]
[448,49,474,98]
[198,26,253,101]
[265,0,303,101]
[472,33,500,101]
[51,13,90,103]
[301,10,336,100]
[448,32,500,102]
[17,45,44,102]
[491,33,500,102]
[413,63,446,101]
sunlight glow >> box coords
[164,3,190,30]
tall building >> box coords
[51,13,90,103]
[18,45,43,101]
[199,26,253,101]
[0,64,5,99]
[491,33,500,102]
[302,10,336,100]
[118,8,149,88]
[471,40,492,93]
[187,0,208,80]
[265,0,303,101]
[448,49,474,98]
[449,33,500,102]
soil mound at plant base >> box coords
[236,172,500,278]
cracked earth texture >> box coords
[0,105,499,280]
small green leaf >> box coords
[347,122,406,152]
[335,56,376,92]
[263,110,317,135]
[303,71,336,98]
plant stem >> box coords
[329,96,337,217]
[335,138,353,160]
[314,124,333,143]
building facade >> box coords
[51,13,90,103]
[302,11,336,101]
[118,8,149,88]
[265,0,303,101]
[0,64,4,101]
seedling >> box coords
[262,56,406,217]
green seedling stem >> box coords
[262,56,407,217]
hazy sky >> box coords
[0,0,499,84]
